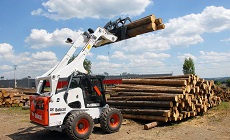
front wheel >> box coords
[100,108,122,133]
[65,111,94,140]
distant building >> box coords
[0,73,172,88]
[0,78,35,88]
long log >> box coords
[127,22,157,37]
[108,95,178,102]
[116,84,186,90]
[156,24,165,30]
[112,87,186,94]
[3,91,10,98]
[107,100,174,108]
[126,14,156,29]
[144,74,193,79]
[111,92,182,98]
[122,79,187,86]
[109,105,172,110]
[121,109,171,117]
[123,114,168,122]
[155,18,163,25]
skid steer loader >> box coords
[29,18,132,139]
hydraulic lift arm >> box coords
[35,27,117,95]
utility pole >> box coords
[28,76,31,88]
[14,65,17,88]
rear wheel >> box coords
[65,112,94,140]
[100,108,122,133]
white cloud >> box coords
[0,65,12,70]
[108,6,230,55]
[0,43,59,79]
[92,61,124,75]
[4,5,230,78]
[221,37,230,43]
[91,59,170,75]
[111,51,127,60]
[32,51,57,60]
[178,53,197,62]
[25,28,82,49]
[0,43,14,60]
[96,55,109,61]
[159,6,230,48]
[32,0,152,20]
[199,51,230,63]
[92,51,170,75]
[87,52,93,57]
[200,6,230,33]
[111,34,170,53]
[145,52,170,59]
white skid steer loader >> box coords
[29,18,132,139]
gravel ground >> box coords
[0,102,230,140]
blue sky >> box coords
[0,0,230,79]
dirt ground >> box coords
[0,102,230,140]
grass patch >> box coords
[0,107,29,115]
[213,102,230,111]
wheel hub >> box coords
[78,123,84,129]
[110,118,115,123]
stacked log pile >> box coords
[212,86,230,102]
[0,88,33,107]
[107,74,222,123]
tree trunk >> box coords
[112,87,186,94]
[121,109,171,117]
[122,79,187,86]
[111,92,180,97]
[107,100,174,108]
[108,95,178,102]
[127,23,157,37]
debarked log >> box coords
[110,92,182,98]
[116,84,186,89]
[108,95,178,102]
[127,23,157,37]
[120,109,171,117]
[107,100,174,108]
[122,78,187,86]
[112,88,186,94]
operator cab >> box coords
[66,74,106,108]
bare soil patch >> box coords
[0,102,229,140]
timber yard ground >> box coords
[0,102,229,140]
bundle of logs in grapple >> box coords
[124,14,165,38]
[99,14,165,46]
[107,74,222,123]
[0,88,33,107]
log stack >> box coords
[107,74,222,123]
[212,86,230,102]
[0,88,33,107]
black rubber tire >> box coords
[65,111,94,140]
[100,107,122,133]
